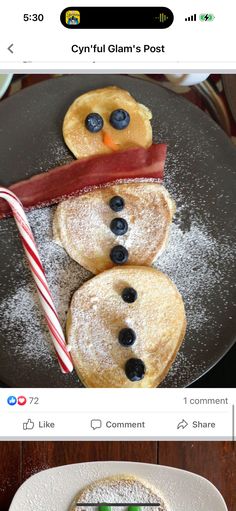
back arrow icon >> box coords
[8,44,14,54]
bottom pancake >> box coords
[71,474,168,511]
[66,266,186,388]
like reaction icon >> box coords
[7,396,17,406]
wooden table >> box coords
[0,441,235,510]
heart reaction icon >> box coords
[18,396,27,406]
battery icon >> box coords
[199,13,215,21]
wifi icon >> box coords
[185,14,197,22]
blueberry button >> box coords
[109,196,125,212]
[110,245,128,264]
[125,358,146,381]
[118,328,136,347]
[121,287,138,303]
[110,218,128,236]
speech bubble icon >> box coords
[91,419,102,430]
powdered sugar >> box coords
[0,207,90,381]
[157,219,221,325]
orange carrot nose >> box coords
[103,132,119,151]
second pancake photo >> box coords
[1,441,234,511]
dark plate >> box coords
[0,74,235,388]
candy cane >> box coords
[0,187,73,373]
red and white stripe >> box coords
[0,187,73,373]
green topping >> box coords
[99,506,112,511]
[128,507,142,511]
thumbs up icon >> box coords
[23,419,35,430]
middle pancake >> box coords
[53,182,175,274]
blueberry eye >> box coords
[85,112,104,133]
[109,109,130,130]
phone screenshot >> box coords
[0,1,235,510]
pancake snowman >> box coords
[53,86,186,387]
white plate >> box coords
[9,461,227,511]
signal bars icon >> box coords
[185,14,197,22]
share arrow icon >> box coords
[177,419,189,430]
